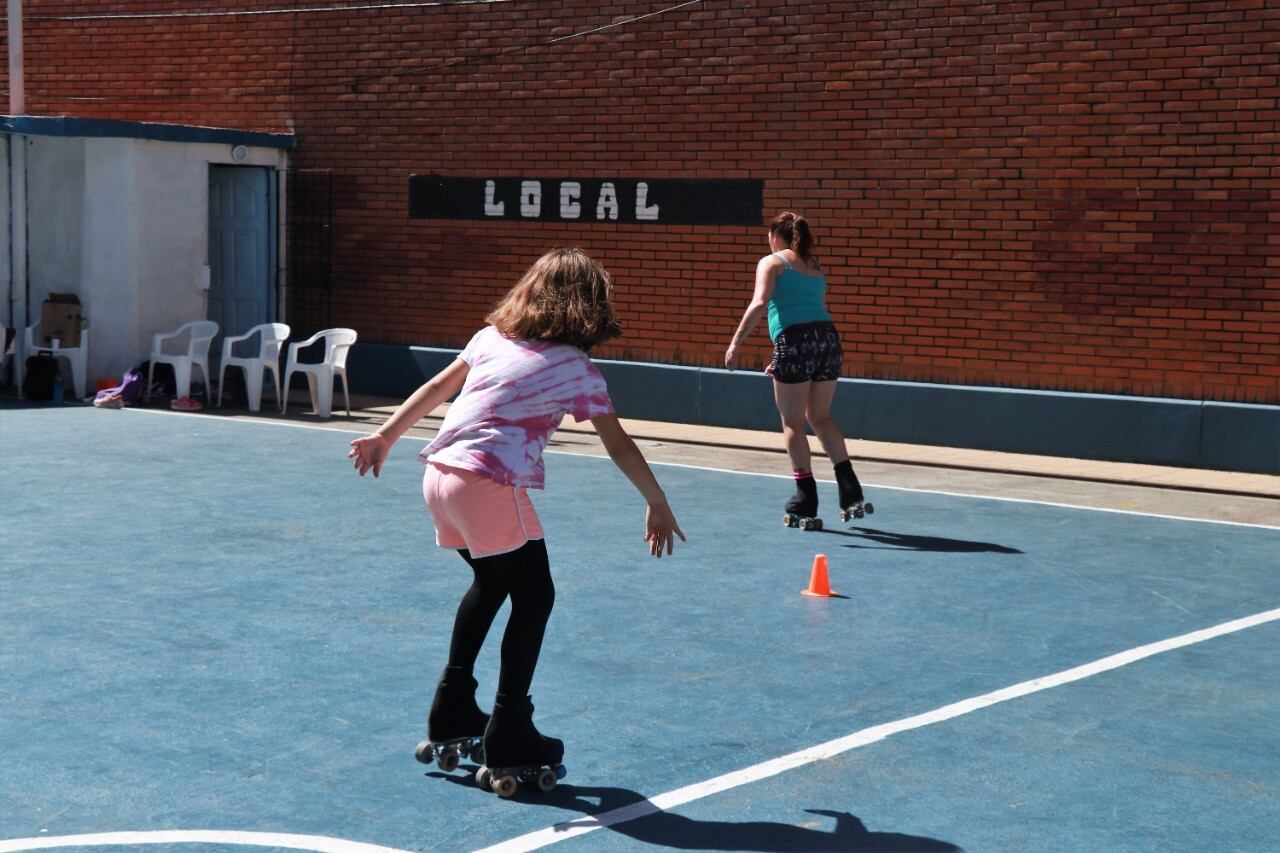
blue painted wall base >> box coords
[348,342,1279,474]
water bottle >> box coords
[52,372,65,405]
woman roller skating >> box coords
[726,211,874,529]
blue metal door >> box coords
[208,166,274,347]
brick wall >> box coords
[10,0,1280,402]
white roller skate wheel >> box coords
[494,774,518,798]
[414,741,434,765]
[535,768,558,792]
[437,748,459,773]
[475,767,491,788]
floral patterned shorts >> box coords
[769,321,843,384]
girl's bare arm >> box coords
[376,358,470,443]
[349,358,469,477]
[591,413,686,557]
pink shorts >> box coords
[422,462,544,559]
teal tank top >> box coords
[766,253,831,340]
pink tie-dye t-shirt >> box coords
[419,326,615,488]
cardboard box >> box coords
[40,294,82,348]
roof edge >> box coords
[0,115,296,150]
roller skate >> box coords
[475,694,567,798]
[835,459,874,523]
[414,666,488,773]
[783,472,823,531]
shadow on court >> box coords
[820,526,1022,554]
[433,772,961,851]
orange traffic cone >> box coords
[801,553,836,597]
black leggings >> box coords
[445,538,555,699]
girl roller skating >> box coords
[349,248,685,797]
[726,211,873,528]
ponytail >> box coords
[769,211,815,260]
[791,216,814,259]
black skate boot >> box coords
[834,459,874,522]
[783,472,823,531]
[476,694,566,797]
[414,666,489,772]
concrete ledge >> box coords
[346,342,1280,474]
[598,361,701,425]
[1201,402,1280,474]
[350,342,459,393]
[832,378,1203,467]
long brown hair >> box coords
[486,248,622,351]
[769,211,815,260]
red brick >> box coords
[12,0,1278,403]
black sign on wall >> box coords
[409,176,763,226]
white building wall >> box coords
[16,134,286,388]
[133,139,207,373]
[78,137,140,384]
[29,136,88,298]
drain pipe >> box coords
[8,0,22,116]
[7,0,26,377]
[8,135,26,354]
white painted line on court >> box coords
[120,406,365,436]
[0,830,413,853]
[604,456,1280,531]
[116,407,1280,529]
[472,606,1280,852]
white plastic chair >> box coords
[20,319,92,400]
[281,328,357,418]
[217,322,291,412]
[149,320,219,403]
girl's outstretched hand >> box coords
[348,433,390,477]
[644,501,687,558]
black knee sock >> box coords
[786,470,819,515]
[444,549,509,673]
[833,459,864,505]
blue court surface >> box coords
[2,404,1277,852]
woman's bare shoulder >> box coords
[795,254,823,275]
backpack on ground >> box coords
[94,368,146,408]
[119,369,145,404]
[22,352,59,400]
[133,360,175,397]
